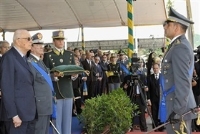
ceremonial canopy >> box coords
[0,0,167,32]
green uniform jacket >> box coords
[43,49,75,99]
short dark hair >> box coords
[74,48,79,52]
[179,23,187,32]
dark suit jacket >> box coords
[147,73,161,103]
[28,54,52,116]
[81,59,95,81]
[96,63,103,77]
[0,47,36,121]
[99,61,108,72]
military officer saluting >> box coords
[43,30,75,134]
[27,33,54,134]
[160,7,196,134]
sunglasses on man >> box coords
[18,37,32,41]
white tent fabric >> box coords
[0,0,167,32]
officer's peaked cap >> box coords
[52,30,65,39]
[166,7,194,27]
[32,33,44,44]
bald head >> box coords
[13,29,32,55]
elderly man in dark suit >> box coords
[147,63,163,131]
[93,55,103,96]
[81,51,96,99]
[0,29,37,134]
[27,33,54,134]
[99,54,109,94]
[161,7,197,133]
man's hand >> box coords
[123,84,128,89]
[147,100,152,106]
[54,72,62,77]
[144,87,148,91]
[98,77,102,81]
[82,77,87,81]
[192,79,197,87]
[168,111,179,124]
[120,71,122,75]
[96,73,99,77]
[13,115,22,128]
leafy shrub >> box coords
[79,88,139,134]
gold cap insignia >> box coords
[37,33,43,40]
[58,31,64,37]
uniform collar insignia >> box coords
[53,48,64,55]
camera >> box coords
[194,45,200,61]
[130,57,141,73]
[129,56,142,81]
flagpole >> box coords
[127,0,135,66]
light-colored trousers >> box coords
[108,83,120,92]
[56,98,73,134]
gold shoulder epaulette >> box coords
[52,48,60,55]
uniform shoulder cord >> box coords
[172,116,187,134]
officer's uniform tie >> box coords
[60,50,64,55]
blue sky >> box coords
[1,0,199,44]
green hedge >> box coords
[79,88,139,134]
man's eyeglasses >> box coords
[18,37,32,41]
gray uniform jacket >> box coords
[162,35,196,120]
[28,54,53,116]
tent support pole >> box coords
[81,26,85,54]
[186,0,194,48]
[2,30,5,40]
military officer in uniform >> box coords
[160,7,196,134]
[117,50,129,83]
[43,30,75,134]
[27,33,54,134]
